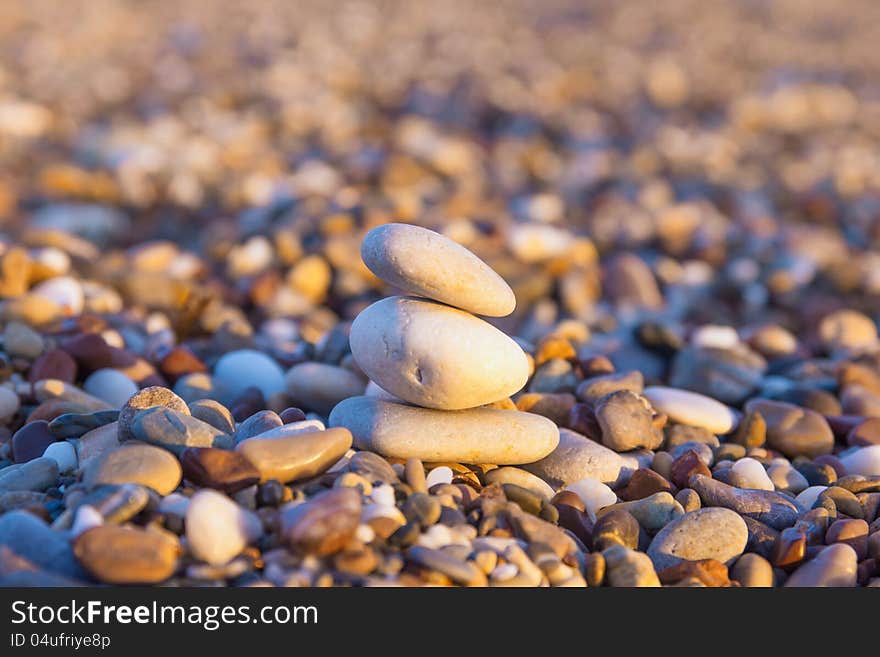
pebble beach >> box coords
[2,0,880,588]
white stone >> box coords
[0,387,20,424]
[361,223,516,317]
[185,490,262,566]
[350,296,529,410]
[643,386,737,434]
[731,457,774,491]
[361,504,406,526]
[767,463,809,493]
[42,441,77,474]
[691,325,740,350]
[370,484,396,508]
[83,369,139,408]
[839,444,880,476]
[565,478,618,521]
[30,276,84,315]
[425,466,453,488]
[329,396,559,465]
[71,505,103,537]
[795,485,827,511]
[214,349,285,404]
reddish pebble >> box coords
[670,450,711,489]
[279,407,307,423]
[28,349,77,384]
[12,420,55,463]
[825,518,869,560]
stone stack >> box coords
[329,223,559,464]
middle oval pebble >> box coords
[349,296,529,410]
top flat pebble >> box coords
[361,223,516,317]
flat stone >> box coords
[76,484,150,524]
[48,410,119,438]
[118,386,190,441]
[784,543,858,587]
[0,457,58,492]
[522,428,629,488]
[648,507,748,571]
[349,296,528,410]
[406,545,487,586]
[214,349,285,405]
[329,396,558,465]
[73,525,180,584]
[33,379,113,412]
[285,362,365,415]
[83,443,182,495]
[11,420,55,463]
[594,390,663,452]
[185,489,261,565]
[643,386,737,434]
[688,474,799,529]
[130,407,232,455]
[361,222,515,317]
[75,421,120,466]
[743,399,834,458]
[281,487,362,555]
[236,427,352,483]
[181,447,261,493]
[0,510,86,579]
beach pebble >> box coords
[42,440,77,474]
[784,543,858,587]
[349,296,528,410]
[0,387,20,423]
[117,386,189,441]
[181,447,261,493]
[281,487,362,556]
[523,428,629,488]
[186,489,261,565]
[731,553,774,587]
[130,407,232,455]
[329,396,558,465]
[565,478,617,520]
[594,390,664,452]
[361,223,515,317]
[818,310,877,353]
[83,443,182,495]
[30,276,84,316]
[11,420,55,463]
[236,427,352,483]
[73,525,179,584]
[743,399,834,458]
[285,363,365,415]
[839,445,880,476]
[643,386,737,434]
[84,369,139,408]
[603,545,660,587]
[731,458,774,491]
[485,467,555,501]
[647,507,748,570]
[214,349,285,404]
[425,466,453,489]
[0,457,58,493]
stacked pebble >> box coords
[330,223,560,465]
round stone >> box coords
[818,309,877,352]
[839,445,880,476]
[565,478,617,520]
[642,386,737,434]
[284,363,365,415]
[784,543,858,587]
[350,296,529,410]
[73,525,179,584]
[83,443,182,495]
[743,399,834,458]
[647,507,748,571]
[484,467,555,501]
[213,349,285,405]
[522,428,631,488]
[185,489,261,566]
[118,386,190,442]
[329,396,558,465]
[42,440,77,474]
[360,222,516,317]
[30,276,84,316]
[84,369,139,408]
[730,457,774,491]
